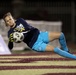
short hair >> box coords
[3,12,12,20]
[3,12,13,26]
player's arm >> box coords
[8,33,14,50]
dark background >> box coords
[0,0,76,43]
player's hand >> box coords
[9,33,14,42]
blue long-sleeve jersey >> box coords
[8,18,40,50]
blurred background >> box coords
[0,0,76,51]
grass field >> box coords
[0,49,76,75]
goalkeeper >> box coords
[3,12,76,59]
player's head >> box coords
[3,12,15,27]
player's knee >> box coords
[59,32,65,39]
[61,32,64,36]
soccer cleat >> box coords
[67,49,72,53]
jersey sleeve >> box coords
[8,41,13,50]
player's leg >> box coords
[48,32,69,52]
[45,44,76,59]
[32,31,76,59]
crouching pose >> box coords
[3,12,76,59]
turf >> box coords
[0,51,76,75]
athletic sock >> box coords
[59,33,69,52]
[54,47,76,60]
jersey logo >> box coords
[14,24,25,32]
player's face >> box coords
[4,15,15,27]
